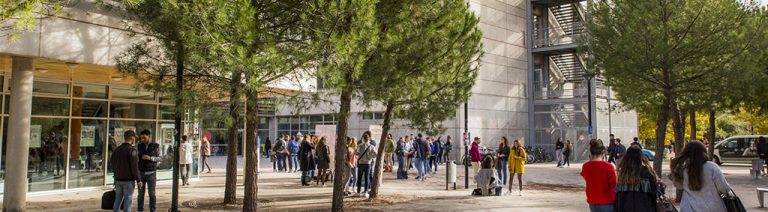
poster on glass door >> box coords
[81,126,96,147]
[30,125,42,148]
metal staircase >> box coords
[550,53,585,82]
[549,3,584,35]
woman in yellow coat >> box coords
[507,140,526,196]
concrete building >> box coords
[0,0,637,202]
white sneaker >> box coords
[519,191,523,196]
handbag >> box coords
[101,189,124,210]
[722,189,747,212]
[656,187,678,212]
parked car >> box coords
[713,135,768,165]
[642,149,655,161]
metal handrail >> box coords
[533,23,586,48]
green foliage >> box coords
[359,0,482,132]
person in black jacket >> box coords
[110,130,141,212]
[299,136,316,186]
[758,136,768,176]
[136,129,161,212]
[615,145,659,212]
[555,138,564,168]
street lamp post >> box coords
[464,102,469,189]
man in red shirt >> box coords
[581,139,616,212]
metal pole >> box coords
[464,102,469,189]
[587,77,593,139]
[171,41,184,212]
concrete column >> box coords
[3,56,34,211]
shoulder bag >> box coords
[722,189,747,212]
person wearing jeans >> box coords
[111,130,141,212]
[414,134,430,180]
[496,137,510,185]
[137,130,161,212]
[356,135,376,196]
[114,180,135,212]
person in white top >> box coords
[179,135,194,186]
[403,135,414,173]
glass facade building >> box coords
[0,74,199,194]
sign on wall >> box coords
[29,125,42,148]
[81,126,96,147]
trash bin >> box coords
[752,159,765,180]
[446,161,456,190]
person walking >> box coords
[581,139,616,212]
[344,137,358,195]
[496,137,510,186]
[607,134,616,164]
[555,138,564,167]
[670,141,733,212]
[563,140,573,167]
[179,135,193,186]
[289,134,301,172]
[395,137,406,179]
[614,138,626,165]
[111,130,142,212]
[444,136,453,162]
[507,140,526,196]
[414,134,430,180]
[429,137,439,173]
[264,137,272,158]
[315,137,331,186]
[136,129,160,212]
[201,136,212,173]
[470,137,482,175]
[615,145,659,212]
[757,136,768,176]
[384,134,395,173]
[298,135,316,186]
[356,135,377,196]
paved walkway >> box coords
[5,156,768,211]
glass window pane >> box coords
[71,100,107,118]
[3,95,8,114]
[110,102,157,119]
[31,97,70,116]
[111,87,155,101]
[159,105,175,120]
[72,84,108,99]
[68,119,107,189]
[33,81,68,96]
[27,118,69,192]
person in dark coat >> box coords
[615,145,658,212]
[299,136,316,186]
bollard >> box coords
[446,160,456,190]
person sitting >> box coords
[474,156,502,196]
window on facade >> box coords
[109,102,157,119]
[32,97,70,116]
[32,81,69,96]
[71,100,108,118]
[361,112,384,120]
[73,84,108,99]
[111,87,155,101]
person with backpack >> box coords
[289,134,302,173]
[299,135,316,186]
[273,135,287,172]
[384,134,395,173]
[615,145,659,212]
[111,130,142,212]
[444,136,453,162]
[315,137,331,186]
[356,135,377,197]
[136,129,161,212]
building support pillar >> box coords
[3,56,35,211]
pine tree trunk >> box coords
[331,74,354,212]
[243,87,259,211]
[369,100,395,198]
[690,110,697,141]
[707,110,716,160]
[653,94,671,176]
[671,105,686,202]
[224,71,242,205]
